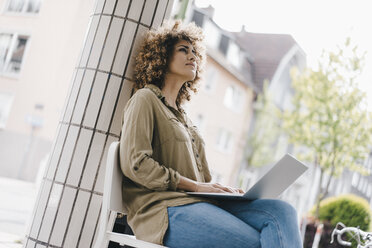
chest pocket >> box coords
[168,117,189,142]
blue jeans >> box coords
[163,199,302,248]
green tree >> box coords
[282,38,372,218]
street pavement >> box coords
[0,177,37,248]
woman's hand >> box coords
[177,175,244,193]
[195,182,244,194]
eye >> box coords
[191,50,196,55]
[179,47,187,53]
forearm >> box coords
[177,175,198,192]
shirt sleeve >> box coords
[119,91,181,191]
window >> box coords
[216,128,233,152]
[0,93,14,129]
[191,10,204,27]
[6,0,42,14]
[226,42,241,68]
[204,21,220,49]
[203,66,218,93]
[363,181,368,195]
[223,85,243,111]
[367,184,372,198]
[218,34,229,56]
[351,172,359,187]
[358,177,364,191]
[0,33,29,75]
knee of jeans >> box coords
[270,199,297,217]
[234,232,261,248]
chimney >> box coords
[240,25,247,33]
[203,4,215,19]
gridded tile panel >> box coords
[54,125,80,183]
[82,72,109,128]
[49,187,77,246]
[96,75,122,132]
[99,17,124,72]
[29,180,53,238]
[25,1,174,248]
[80,132,107,191]
[63,69,85,123]
[65,129,94,186]
[114,0,130,17]
[79,15,100,68]
[77,194,102,248]
[62,190,91,248]
[38,183,63,243]
[46,124,68,180]
[112,20,137,76]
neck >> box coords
[162,74,185,110]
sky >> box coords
[194,0,372,108]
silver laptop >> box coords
[187,154,308,200]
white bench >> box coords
[93,141,167,248]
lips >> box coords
[186,63,196,69]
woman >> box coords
[119,21,302,248]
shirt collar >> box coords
[144,84,186,114]
[144,84,164,100]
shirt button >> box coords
[196,154,199,158]
[134,166,138,171]
[192,138,195,142]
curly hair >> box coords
[134,20,206,107]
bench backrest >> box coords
[103,141,126,213]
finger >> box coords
[216,188,226,193]
[234,189,242,194]
[231,188,240,193]
[231,188,243,193]
[221,186,234,193]
[213,183,235,193]
[208,187,225,193]
[212,184,227,192]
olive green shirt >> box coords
[119,84,213,245]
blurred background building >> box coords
[0,0,95,239]
[0,0,95,181]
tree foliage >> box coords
[315,194,371,231]
[282,38,372,217]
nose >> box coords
[188,51,196,61]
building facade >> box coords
[0,0,95,181]
[181,5,258,185]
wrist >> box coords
[177,176,199,192]
[193,181,199,192]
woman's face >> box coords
[167,40,197,83]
